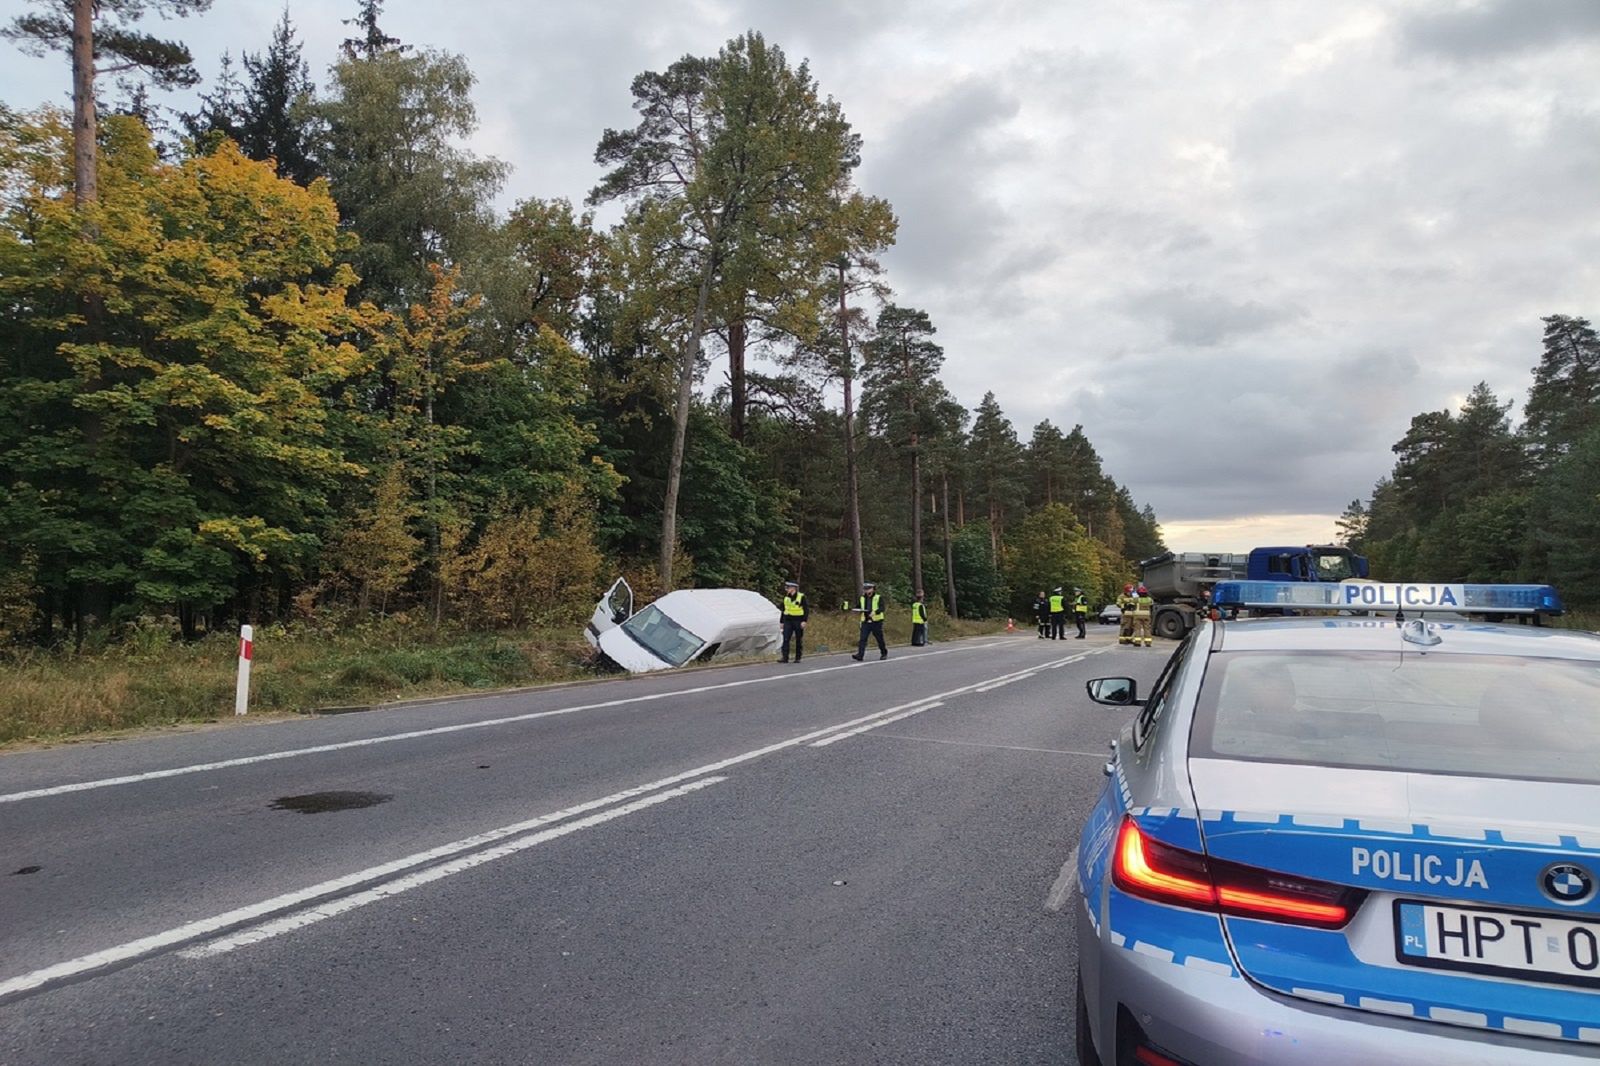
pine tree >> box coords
[238,9,319,186]
[341,0,407,60]
[6,0,212,207]
[1523,315,1600,469]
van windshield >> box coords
[621,605,704,667]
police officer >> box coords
[850,580,888,661]
[1072,587,1089,639]
[1033,590,1049,638]
[1130,583,1155,647]
[779,579,808,663]
[1048,587,1067,640]
[910,590,928,646]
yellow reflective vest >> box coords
[1048,593,1065,613]
[911,602,927,624]
[782,593,807,617]
[858,593,885,622]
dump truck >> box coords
[1141,545,1369,639]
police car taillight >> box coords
[1112,817,1362,929]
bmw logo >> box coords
[1540,863,1596,905]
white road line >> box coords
[807,655,1078,748]
[0,652,1085,993]
[0,776,721,999]
[0,639,1015,806]
[1045,846,1080,912]
[809,702,945,747]
[865,734,1109,758]
[181,776,726,959]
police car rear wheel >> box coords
[1074,972,1104,1066]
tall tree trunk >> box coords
[989,498,1000,560]
[72,0,97,208]
[904,334,922,594]
[909,431,923,593]
[942,470,958,619]
[728,314,747,442]
[838,262,864,592]
[661,253,716,590]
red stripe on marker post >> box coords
[235,624,254,716]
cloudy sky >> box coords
[5,0,1598,551]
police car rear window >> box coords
[1190,651,1600,784]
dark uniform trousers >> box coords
[856,595,887,658]
[781,617,804,661]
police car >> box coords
[1073,581,1600,1065]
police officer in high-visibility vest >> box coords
[851,581,888,661]
[779,579,808,663]
[1048,587,1067,640]
[911,591,928,646]
[1072,587,1089,639]
[1130,584,1154,647]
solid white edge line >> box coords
[0,639,1018,805]
[180,776,726,958]
[0,650,1091,994]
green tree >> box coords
[236,9,320,186]
[318,48,506,306]
[589,32,862,588]
[967,392,1026,558]
[0,112,372,637]
[1003,503,1102,617]
[861,305,948,598]
[1540,425,1600,606]
[1523,315,1600,470]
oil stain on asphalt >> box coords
[270,791,392,814]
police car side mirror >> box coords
[1086,677,1142,706]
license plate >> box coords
[1395,900,1600,989]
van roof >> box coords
[653,588,779,640]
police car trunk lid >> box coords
[1190,759,1600,1043]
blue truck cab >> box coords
[1246,545,1370,583]
[1141,545,1370,639]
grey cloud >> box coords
[1401,0,1600,62]
[1123,287,1302,347]
[864,79,1029,296]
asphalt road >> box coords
[0,627,1169,1065]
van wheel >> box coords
[1155,612,1186,640]
[1075,971,1104,1066]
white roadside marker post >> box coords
[235,624,253,716]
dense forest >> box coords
[0,0,1164,647]
[1337,314,1600,609]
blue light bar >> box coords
[1211,581,1563,616]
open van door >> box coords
[585,578,634,649]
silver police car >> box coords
[1073,580,1600,1065]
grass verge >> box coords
[0,610,1007,746]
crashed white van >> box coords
[584,578,781,673]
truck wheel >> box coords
[1155,611,1186,640]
